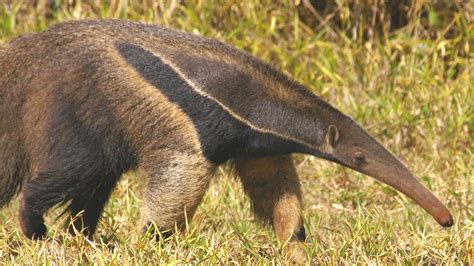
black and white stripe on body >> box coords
[116,43,313,164]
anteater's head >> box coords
[315,118,453,228]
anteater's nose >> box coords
[438,213,454,228]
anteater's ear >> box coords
[326,125,340,148]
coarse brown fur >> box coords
[0,20,452,257]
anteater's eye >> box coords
[354,152,365,165]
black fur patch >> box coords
[294,226,306,241]
[116,43,308,164]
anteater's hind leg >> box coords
[17,169,96,240]
[140,150,216,238]
[18,164,117,239]
[67,177,118,238]
[18,178,55,239]
[18,144,108,239]
[234,155,305,259]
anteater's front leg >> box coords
[234,155,306,260]
[140,149,216,238]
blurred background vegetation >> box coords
[0,0,473,264]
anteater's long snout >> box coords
[387,170,453,227]
[361,155,454,227]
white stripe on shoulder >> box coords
[148,48,318,151]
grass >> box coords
[0,0,473,264]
